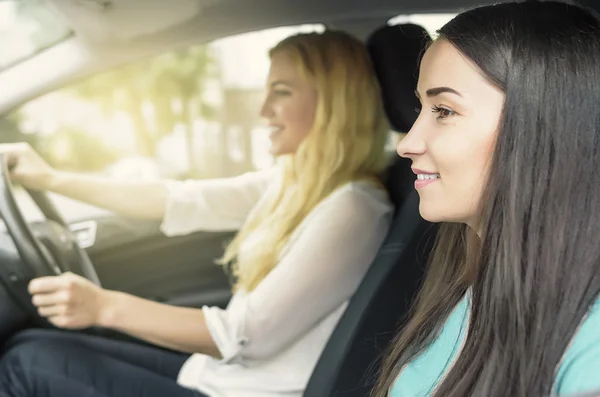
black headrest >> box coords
[367,24,431,208]
[383,154,415,211]
[367,23,432,133]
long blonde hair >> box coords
[220,30,390,292]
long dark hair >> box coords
[373,2,600,396]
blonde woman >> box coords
[0,31,393,397]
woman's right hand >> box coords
[0,142,168,220]
[0,142,56,191]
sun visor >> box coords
[46,0,213,42]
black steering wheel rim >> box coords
[0,154,101,319]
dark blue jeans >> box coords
[0,329,209,397]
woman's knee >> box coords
[4,329,73,354]
[0,340,42,395]
[2,337,52,370]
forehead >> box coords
[267,52,301,82]
[417,39,492,98]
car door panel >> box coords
[81,216,235,309]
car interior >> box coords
[303,22,436,397]
[1,0,600,396]
[0,17,436,397]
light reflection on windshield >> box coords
[0,0,72,71]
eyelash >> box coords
[431,106,456,120]
[274,89,291,97]
[414,104,457,121]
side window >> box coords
[4,24,323,221]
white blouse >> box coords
[160,167,393,397]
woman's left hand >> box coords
[28,272,109,329]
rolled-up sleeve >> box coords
[160,168,277,237]
[200,184,393,362]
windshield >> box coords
[0,0,72,71]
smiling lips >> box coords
[413,168,441,189]
[268,125,283,139]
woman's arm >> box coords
[100,290,220,357]
[202,184,393,361]
[29,183,391,361]
[1,142,170,219]
[49,171,170,220]
[29,272,220,357]
[1,142,275,231]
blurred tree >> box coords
[0,113,53,161]
[48,128,123,172]
[1,110,122,171]
[67,44,217,171]
[15,0,71,50]
[0,114,31,145]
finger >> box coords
[37,304,68,318]
[32,291,70,307]
[0,142,25,158]
[0,143,25,154]
[1,151,19,172]
[28,276,66,294]
[48,315,85,330]
[48,316,68,328]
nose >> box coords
[259,95,275,119]
[396,118,426,159]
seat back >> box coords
[304,23,434,396]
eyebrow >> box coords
[415,87,463,99]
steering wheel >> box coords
[0,153,101,322]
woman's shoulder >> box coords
[325,179,394,214]
[554,297,600,396]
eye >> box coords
[431,105,456,120]
[273,89,292,97]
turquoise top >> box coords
[391,293,600,397]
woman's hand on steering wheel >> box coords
[28,272,112,330]
[0,142,57,191]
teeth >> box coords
[417,173,440,180]
[270,126,283,133]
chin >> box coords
[418,201,444,223]
[268,141,282,156]
[269,148,288,156]
[269,144,296,156]
[418,201,474,227]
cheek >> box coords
[441,114,496,178]
[439,136,493,185]
[425,122,497,222]
[282,98,316,137]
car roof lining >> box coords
[48,0,504,44]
